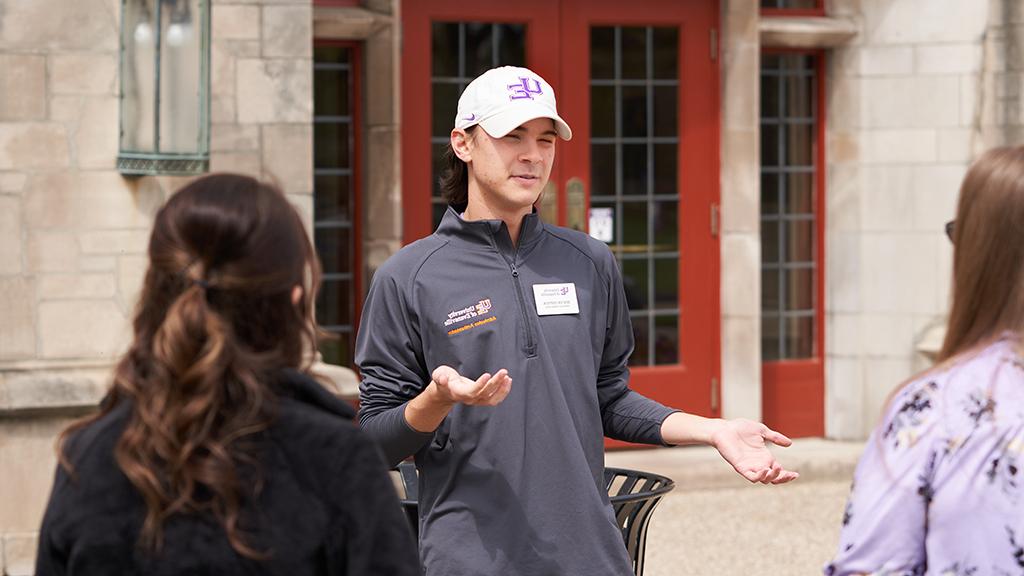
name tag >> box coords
[532,283,580,316]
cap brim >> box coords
[477,106,573,141]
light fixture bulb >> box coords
[134,21,153,44]
[166,23,191,47]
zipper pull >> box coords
[510,264,519,277]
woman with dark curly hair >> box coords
[35,173,419,576]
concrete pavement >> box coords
[604,439,864,575]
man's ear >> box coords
[451,129,473,163]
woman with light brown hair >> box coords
[34,174,419,575]
[826,146,1024,574]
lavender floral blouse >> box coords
[826,335,1024,576]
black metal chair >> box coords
[391,462,675,576]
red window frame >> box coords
[759,47,826,438]
[312,39,364,368]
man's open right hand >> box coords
[431,365,512,407]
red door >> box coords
[401,0,721,424]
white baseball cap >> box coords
[454,66,573,141]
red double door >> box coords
[401,0,721,425]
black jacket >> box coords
[35,370,420,576]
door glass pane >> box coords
[620,27,646,80]
[654,315,679,364]
[314,45,358,367]
[432,82,459,138]
[786,220,814,263]
[652,202,678,250]
[786,315,815,358]
[315,227,351,275]
[785,268,814,312]
[653,87,677,138]
[591,85,616,137]
[431,23,459,77]
[464,23,495,77]
[761,124,780,166]
[762,220,780,263]
[622,144,648,196]
[314,174,351,222]
[653,144,677,196]
[760,52,820,361]
[787,123,813,167]
[621,201,648,246]
[762,268,780,311]
[762,315,781,362]
[787,172,814,214]
[621,85,648,138]
[590,26,680,366]
[430,22,526,229]
[622,258,649,310]
[590,144,616,197]
[652,28,678,80]
[653,257,678,309]
[762,173,780,215]
[314,122,350,168]
[591,27,615,79]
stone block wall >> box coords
[0,0,314,571]
[824,0,993,439]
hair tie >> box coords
[179,259,212,290]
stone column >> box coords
[720,0,763,421]
[362,0,403,290]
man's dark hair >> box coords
[438,126,477,207]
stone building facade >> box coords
[0,0,1021,572]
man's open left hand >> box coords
[711,418,799,484]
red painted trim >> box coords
[400,5,431,243]
[313,39,364,367]
[760,48,826,438]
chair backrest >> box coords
[391,462,675,576]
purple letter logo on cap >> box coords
[508,77,543,101]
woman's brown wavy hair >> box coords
[939,146,1024,361]
[58,173,322,558]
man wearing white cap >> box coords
[356,66,797,575]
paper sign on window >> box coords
[588,207,614,243]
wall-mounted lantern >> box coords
[118,0,210,176]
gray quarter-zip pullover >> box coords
[356,206,678,576]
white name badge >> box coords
[532,283,580,316]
